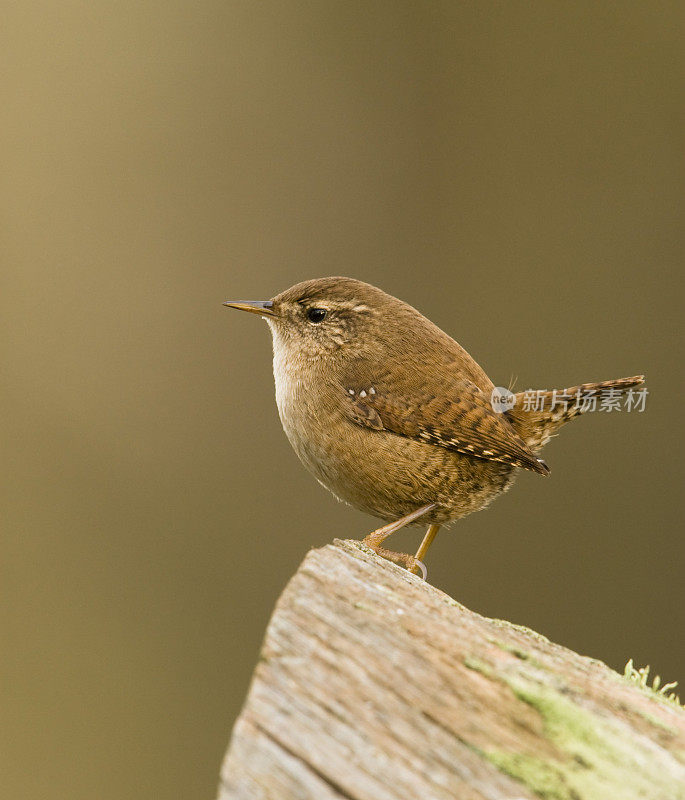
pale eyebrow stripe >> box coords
[297,300,370,312]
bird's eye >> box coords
[307,307,327,323]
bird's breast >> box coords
[272,343,324,454]
[270,341,515,523]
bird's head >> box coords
[224,277,410,361]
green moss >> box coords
[463,656,494,677]
[623,659,682,707]
[484,678,685,800]
[511,684,602,748]
[488,637,533,661]
[485,751,575,800]
[632,708,679,736]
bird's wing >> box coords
[342,378,550,475]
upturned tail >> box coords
[507,375,645,452]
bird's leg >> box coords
[410,523,441,576]
[362,503,436,578]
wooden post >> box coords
[219,539,685,800]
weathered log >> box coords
[219,539,685,800]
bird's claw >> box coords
[413,558,427,581]
[406,557,427,580]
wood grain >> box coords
[219,540,685,800]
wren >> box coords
[224,277,643,578]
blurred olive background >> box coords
[2,2,683,799]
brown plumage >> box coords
[344,378,550,474]
[224,277,644,576]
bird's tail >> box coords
[507,375,645,451]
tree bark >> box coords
[219,539,685,800]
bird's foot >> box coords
[360,503,435,580]
[361,540,427,580]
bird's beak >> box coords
[222,300,275,318]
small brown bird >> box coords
[224,278,643,578]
